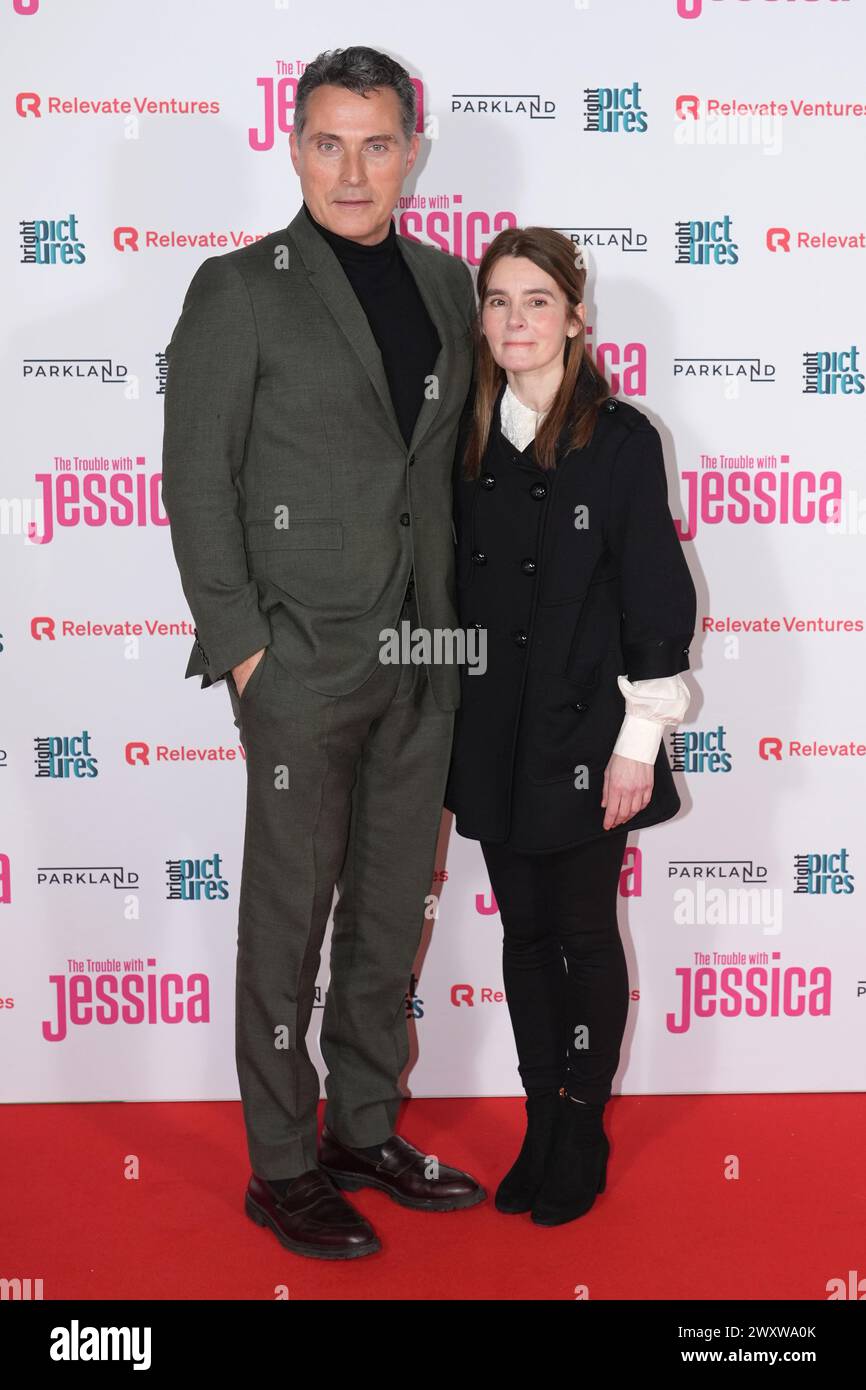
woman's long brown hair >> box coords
[459,226,611,479]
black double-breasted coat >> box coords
[443,377,697,853]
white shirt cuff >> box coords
[611,674,692,764]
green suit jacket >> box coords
[161,203,475,709]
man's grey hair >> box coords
[295,46,417,144]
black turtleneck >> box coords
[302,200,441,451]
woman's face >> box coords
[480,255,583,376]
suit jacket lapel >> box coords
[285,204,460,457]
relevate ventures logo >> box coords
[50,1319,151,1370]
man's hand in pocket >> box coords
[232,648,266,697]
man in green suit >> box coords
[162,46,484,1261]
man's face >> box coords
[290,83,419,245]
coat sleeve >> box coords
[160,255,272,683]
[607,421,696,680]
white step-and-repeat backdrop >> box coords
[3,0,864,1102]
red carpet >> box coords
[2,1096,862,1301]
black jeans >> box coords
[480,829,630,1105]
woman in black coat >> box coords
[443,226,697,1226]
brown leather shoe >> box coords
[244,1169,381,1259]
[319,1126,487,1212]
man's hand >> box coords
[601,753,653,830]
[232,648,266,697]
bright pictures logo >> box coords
[19,215,85,264]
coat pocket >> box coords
[524,661,614,785]
[236,645,269,703]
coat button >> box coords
[572,700,588,712]
[480,474,496,489]
[604,398,619,412]
[399,512,410,525]
[682,646,690,654]
[512,629,528,647]
[408,454,416,467]
[530,483,547,499]
[520,557,537,575]
[471,550,487,565]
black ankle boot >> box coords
[530,1089,609,1226]
[495,1090,561,1214]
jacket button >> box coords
[605,398,619,412]
[682,646,690,654]
[408,454,416,467]
[530,483,547,500]
[471,550,487,565]
[480,474,496,489]
[520,557,537,575]
[572,700,588,712]
[512,629,528,647]
[399,512,410,526]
